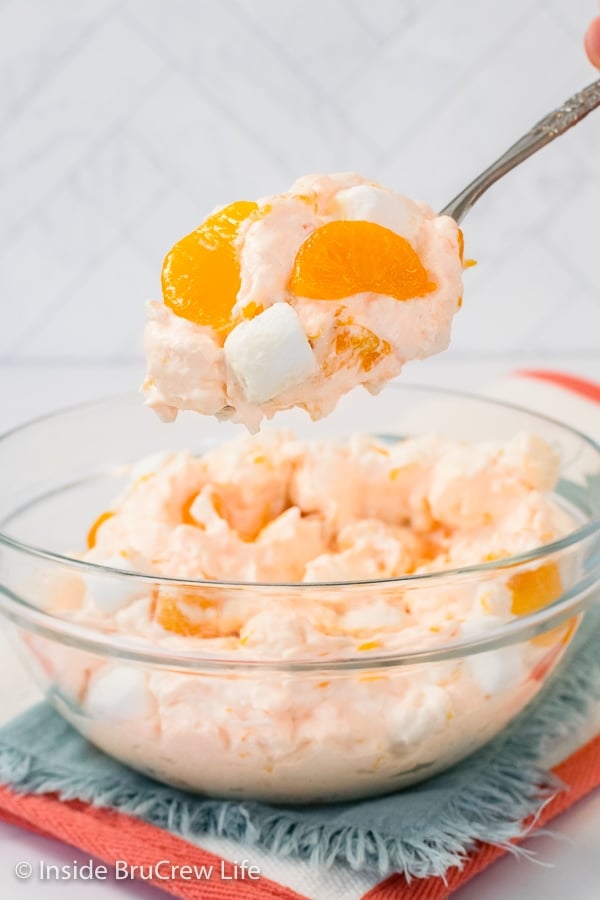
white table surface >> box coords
[1,360,600,900]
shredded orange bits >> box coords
[508,562,562,616]
[357,640,381,651]
[86,511,114,549]
[241,300,264,319]
[457,227,476,270]
[161,200,258,330]
[289,220,436,301]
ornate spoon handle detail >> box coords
[441,79,600,223]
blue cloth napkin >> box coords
[1,602,600,880]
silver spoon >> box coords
[441,78,600,223]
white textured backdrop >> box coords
[0,0,599,365]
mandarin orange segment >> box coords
[289,220,436,301]
[330,323,391,374]
[508,562,562,616]
[86,511,114,549]
[156,592,218,637]
[181,492,200,525]
[155,591,241,639]
[161,200,258,330]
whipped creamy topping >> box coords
[78,429,573,642]
[144,173,465,431]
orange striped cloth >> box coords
[0,731,599,900]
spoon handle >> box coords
[441,78,600,223]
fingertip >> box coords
[584,16,600,69]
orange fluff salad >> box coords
[143,173,468,431]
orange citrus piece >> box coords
[508,562,562,616]
[86,511,114,549]
[161,200,258,330]
[324,322,391,375]
[508,561,575,650]
[289,220,436,301]
[155,593,216,637]
[181,492,201,526]
[155,591,241,639]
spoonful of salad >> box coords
[143,79,600,432]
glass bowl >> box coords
[0,385,599,804]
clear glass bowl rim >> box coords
[0,385,599,671]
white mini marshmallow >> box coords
[86,666,154,721]
[83,554,151,614]
[224,303,318,404]
[466,647,525,697]
[461,618,525,696]
[329,185,416,240]
[387,685,451,746]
